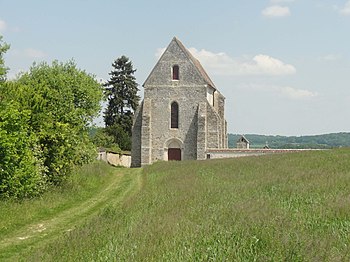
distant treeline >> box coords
[228,132,350,149]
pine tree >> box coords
[104,56,140,150]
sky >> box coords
[1,0,349,136]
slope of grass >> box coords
[0,161,141,261]
[16,149,350,261]
[0,162,112,236]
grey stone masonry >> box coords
[131,37,228,167]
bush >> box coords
[0,102,47,199]
[0,60,103,198]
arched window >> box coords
[171,101,179,128]
[172,65,179,80]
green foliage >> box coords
[0,35,10,82]
[0,59,103,199]
[0,102,46,199]
[104,56,140,150]
[0,37,46,199]
[17,60,103,127]
[229,133,350,149]
[90,127,121,153]
[105,124,131,151]
[12,60,103,185]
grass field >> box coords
[0,162,141,261]
[1,149,350,261]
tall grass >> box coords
[0,161,141,262]
[18,149,350,261]
[0,161,115,242]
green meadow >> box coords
[1,149,350,261]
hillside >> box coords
[2,149,350,261]
[228,132,350,149]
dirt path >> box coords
[0,168,142,259]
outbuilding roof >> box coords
[237,135,250,143]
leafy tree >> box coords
[104,56,140,150]
[105,125,130,151]
[90,127,121,153]
[0,39,46,198]
[13,60,103,185]
[0,101,47,199]
[1,38,103,198]
[0,35,10,82]
[0,60,103,198]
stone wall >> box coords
[206,101,221,149]
[98,151,131,168]
[141,98,152,166]
[131,102,143,167]
[197,102,207,160]
[207,149,316,159]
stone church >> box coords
[131,37,227,167]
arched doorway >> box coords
[168,148,181,161]
[165,139,183,161]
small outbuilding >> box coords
[263,141,270,149]
[236,135,250,149]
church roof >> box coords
[172,37,216,89]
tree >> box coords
[0,35,10,82]
[90,127,121,153]
[0,101,47,199]
[0,60,103,199]
[14,60,103,185]
[104,56,140,150]
[0,39,46,198]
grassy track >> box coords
[0,162,141,261]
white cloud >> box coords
[246,84,318,100]
[24,48,46,58]
[9,48,47,59]
[339,0,350,15]
[279,86,318,99]
[262,5,291,17]
[188,48,296,76]
[239,54,296,75]
[320,54,341,61]
[0,19,7,32]
[155,47,296,76]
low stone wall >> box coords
[207,148,316,159]
[97,151,131,168]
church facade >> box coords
[131,37,227,167]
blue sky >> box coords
[1,0,349,135]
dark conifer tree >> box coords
[104,56,140,150]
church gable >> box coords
[143,37,215,88]
[131,37,228,167]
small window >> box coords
[171,101,179,128]
[172,65,179,80]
